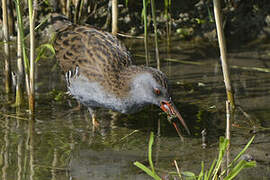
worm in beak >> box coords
[160,100,191,139]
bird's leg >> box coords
[64,101,82,117]
[88,107,99,128]
[66,100,81,111]
[71,101,81,111]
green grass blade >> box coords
[204,170,208,180]
[198,161,204,180]
[212,137,229,179]
[207,158,217,179]
[223,160,256,180]
[34,15,50,31]
[15,0,30,72]
[141,0,150,18]
[229,136,255,167]
[148,132,155,173]
[220,136,255,177]
[164,0,168,19]
[35,43,55,62]
[134,161,161,180]
[134,132,161,180]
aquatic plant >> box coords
[213,0,236,145]
[151,0,160,70]
[112,0,118,35]
[15,0,31,97]
[164,0,171,47]
[28,0,37,113]
[14,0,55,110]
[213,0,235,109]
[134,132,161,180]
[142,0,150,66]
[134,132,256,179]
[2,0,12,93]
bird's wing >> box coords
[54,24,133,82]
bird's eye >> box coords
[154,88,161,95]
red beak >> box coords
[160,100,191,138]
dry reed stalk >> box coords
[213,0,235,109]
[66,0,71,18]
[15,19,24,106]
[112,0,118,35]
[7,0,15,36]
[28,0,37,113]
[2,0,12,93]
[226,101,231,144]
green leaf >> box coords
[181,171,196,177]
[204,170,208,180]
[212,137,229,179]
[230,136,255,166]
[207,158,217,179]
[134,161,161,180]
[224,160,256,180]
[198,161,204,180]
[141,0,151,19]
[35,43,55,62]
[134,132,161,180]
[206,4,214,23]
[220,135,255,177]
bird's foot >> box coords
[70,103,81,111]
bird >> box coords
[51,14,190,136]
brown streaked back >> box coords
[54,24,133,83]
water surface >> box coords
[0,38,269,179]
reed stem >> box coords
[2,0,12,93]
[164,0,171,48]
[143,0,150,66]
[213,0,235,109]
[15,0,30,96]
[74,0,80,23]
[225,101,231,145]
[66,0,71,18]
[15,17,24,106]
[151,0,160,70]
[168,0,171,46]
[112,0,118,35]
[225,100,231,175]
[28,0,36,113]
[7,0,15,36]
[78,0,84,23]
[60,0,66,16]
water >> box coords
[0,38,269,179]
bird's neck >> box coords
[118,65,147,86]
[117,66,155,105]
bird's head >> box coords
[130,67,190,136]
